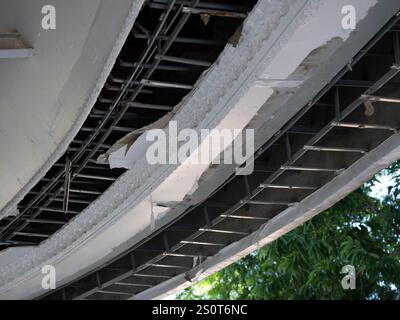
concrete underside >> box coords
[0,0,135,217]
[0,0,399,299]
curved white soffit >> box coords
[0,0,145,219]
[0,0,380,299]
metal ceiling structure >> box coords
[39,11,400,300]
[0,0,256,249]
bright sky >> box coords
[369,174,394,199]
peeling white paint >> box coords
[259,0,378,81]
[0,0,145,218]
[0,204,18,220]
[103,0,378,214]
[0,0,391,299]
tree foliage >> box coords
[177,162,400,300]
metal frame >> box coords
[0,0,253,247]
[41,11,400,300]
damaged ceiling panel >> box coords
[2,0,399,300]
[42,7,400,300]
[0,0,257,250]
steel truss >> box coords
[41,12,400,300]
[0,0,254,247]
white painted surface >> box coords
[0,0,397,299]
[0,0,135,217]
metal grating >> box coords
[0,0,256,249]
[40,12,400,300]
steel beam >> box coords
[331,121,398,132]
[155,54,211,67]
[303,145,367,154]
[13,231,49,239]
[182,7,247,19]
[259,184,317,190]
